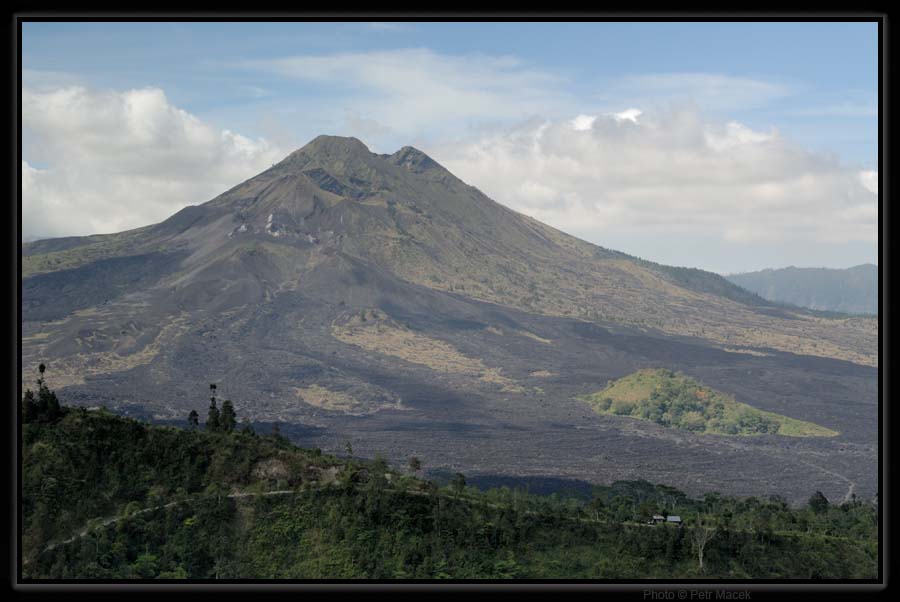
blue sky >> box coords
[21,21,879,273]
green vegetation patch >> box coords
[22,227,155,278]
[23,409,874,580]
[580,368,838,437]
[20,372,873,579]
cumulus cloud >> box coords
[432,106,877,270]
[859,170,878,195]
[610,108,642,123]
[571,109,642,131]
[239,50,797,155]
[19,62,876,272]
[570,114,597,131]
[22,85,284,240]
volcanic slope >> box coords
[22,135,877,503]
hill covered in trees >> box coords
[726,264,877,315]
[21,384,877,580]
[580,369,838,437]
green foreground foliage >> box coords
[21,383,875,579]
[581,368,838,437]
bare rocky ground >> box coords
[49,289,876,507]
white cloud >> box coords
[236,50,799,156]
[432,107,878,263]
[570,114,597,131]
[570,108,645,131]
[705,121,775,151]
[610,108,642,123]
[22,85,284,240]
[605,73,792,112]
[241,48,570,141]
[859,170,878,195]
[19,56,876,273]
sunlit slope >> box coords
[23,135,876,370]
[580,368,838,437]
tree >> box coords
[637,500,658,521]
[206,400,220,432]
[22,389,38,422]
[188,410,199,429]
[345,440,353,458]
[220,400,237,432]
[40,383,62,422]
[408,456,422,475]
[131,553,159,579]
[589,495,606,521]
[370,455,389,488]
[809,491,829,514]
[158,565,188,579]
[451,473,467,497]
[206,384,220,431]
[23,363,62,423]
[751,508,774,543]
[657,485,686,513]
[240,418,255,436]
[690,514,717,573]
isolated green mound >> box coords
[581,369,838,437]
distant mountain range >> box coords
[726,264,877,315]
[21,135,877,503]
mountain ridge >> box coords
[13,136,856,317]
[726,264,877,315]
[23,135,875,365]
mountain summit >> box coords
[22,135,877,503]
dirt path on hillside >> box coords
[788,457,857,505]
[27,477,859,569]
[28,490,297,564]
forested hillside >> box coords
[21,380,878,580]
[726,264,877,315]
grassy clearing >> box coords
[580,368,838,437]
[28,315,190,389]
[294,384,402,415]
[332,309,522,392]
[515,330,553,345]
[529,370,556,378]
[295,385,362,414]
[722,347,772,357]
[483,325,552,345]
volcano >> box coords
[21,135,877,504]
